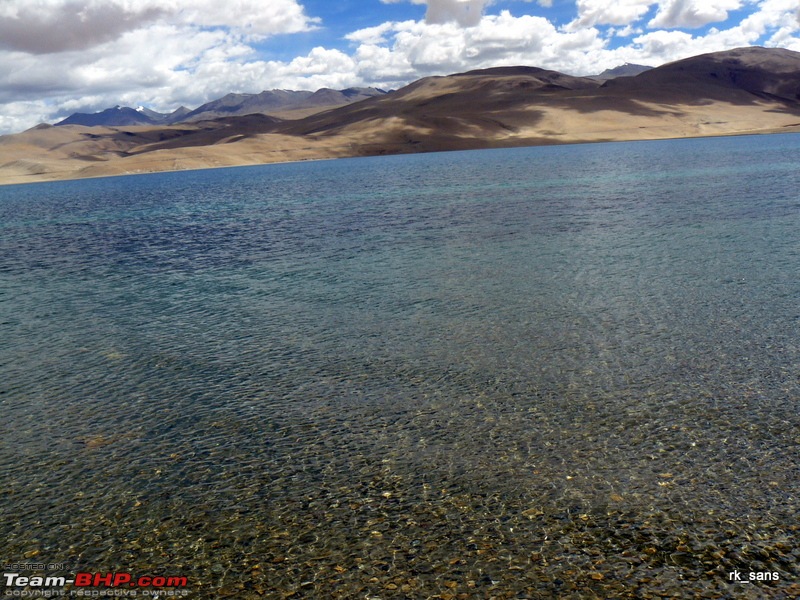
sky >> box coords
[1,0,799,134]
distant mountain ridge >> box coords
[53,64,648,128]
[181,87,387,121]
[590,63,653,80]
[56,105,187,127]
[55,87,388,127]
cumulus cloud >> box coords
[0,1,165,54]
[379,0,494,27]
[0,0,319,55]
[567,0,655,29]
[166,0,319,39]
[425,0,492,26]
[649,0,741,29]
[345,11,606,81]
[346,22,398,45]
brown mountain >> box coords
[51,88,389,128]
[2,47,799,185]
[590,63,653,81]
[602,46,800,104]
[274,46,800,156]
[179,87,388,122]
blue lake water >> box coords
[1,134,799,598]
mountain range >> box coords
[54,87,389,127]
[54,69,649,128]
[2,46,799,185]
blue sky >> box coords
[0,0,798,134]
[257,0,792,60]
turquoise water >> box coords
[1,135,799,598]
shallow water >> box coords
[1,135,799,598]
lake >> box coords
[1,134,799,598]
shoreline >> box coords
[2,124,800,187]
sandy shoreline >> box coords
[2,120,800,187]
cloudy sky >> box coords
[1,0,799,134]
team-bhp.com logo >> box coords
[4,572,189,597]
[74,574,187,589]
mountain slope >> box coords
[602,46,800,104]
[275,46,800,154]
[278,66,601,145]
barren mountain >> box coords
[54,87,389,127]
[56,105,192,127]
[276,47,800,153]
[602,46,800,104]
[590,63,653,81]
[2,47,799,185]
[57,106,163,127]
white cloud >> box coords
[353,42,418,83]
[692,0,800,50]
[0,0,165,54]
[345,22,397,45]
[567,0,655,29]
[630,29,697,59]
[0,99,53,133]
[425,0,492,26]
[379,0,495,27]
[163,0,319,39]
[0,0,318,54]
[345,11,608,80]
[649,0,742,29]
